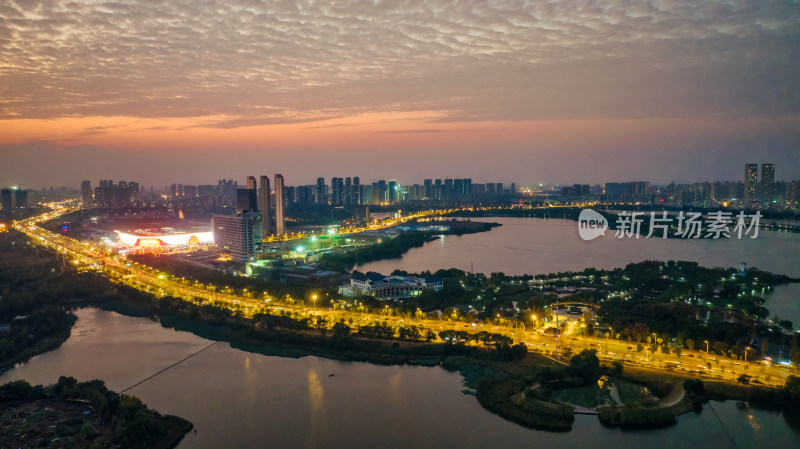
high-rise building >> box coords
[274,174,285,234]
[236,187,257,212]
[296,185,312,207]
[81,180,92,206]
[1,189,12,212]
[388,180,398,203]
[352,177,360,205]
[331,177,344,206]
[377,180,387,203]
[316,177,326,205]
[183,185,197,198]
[259,175,271,236]
[212,211,262,263]
[443,178,453,200]
[789,180,800,205]
[14,189,28,209]
[247,176,256,190]
[360,184,370,204]
[423,179,432,199]
[760,163,775,202]
[344,177,352,206]
[744,163,758,204]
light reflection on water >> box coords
[0,309,798,448]
[359,217,800,324]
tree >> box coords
[628,323,650,343]
[686,339,695,351]
[712,341,729,355]
[0,379,33,400]
[737,374,751,385]
[567,349,601,384]
[332,322,351,338]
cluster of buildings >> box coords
[67,162,797,263]
[77,176,517,214]
[211,175,285,263]
[339,273,444,300]
[559,163,798,210]
[299,177,515,206]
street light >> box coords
[704,340,709,361]
[312,294,317,313]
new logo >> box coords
[578,209,608,240]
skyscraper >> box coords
[744,163,758,204]
[760,163,775,202]
[1,189,12,212]
[259,175,271,236]
[81,180,92,207]
[274,174,285,234]
[236,187,257,212]
[352,176,360,205]
[377,180,387,203]
[316,177,326,205]
[388,180,398,203]
[331,177,344,206]
[247,176,257,190]
[13,189,27,209]
[344,177,352,206]
[443,178,453,200]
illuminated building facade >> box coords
[212,211,262,263]
[744,163,758,204]
[761,163,775,202]
[274,174,285,234]
[259,175,271,236]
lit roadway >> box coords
[13,201,793,388]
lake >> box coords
[359,217,800,324]
[1,308,798,449]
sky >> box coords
[0,0,798,189]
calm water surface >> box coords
[360,217,800,324]
[3,218,799,448]
[1,309,799,449]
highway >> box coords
[13,200,794,388]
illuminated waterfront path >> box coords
[12,201,794,388]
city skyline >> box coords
[1,0,798,187]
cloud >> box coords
[0,0,798,126]
[375,129,452,134]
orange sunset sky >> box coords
[1,0,798,187]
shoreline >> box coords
[95,295,798,433]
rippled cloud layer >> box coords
[2,0,798,127]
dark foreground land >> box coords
[0,377,192,449]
